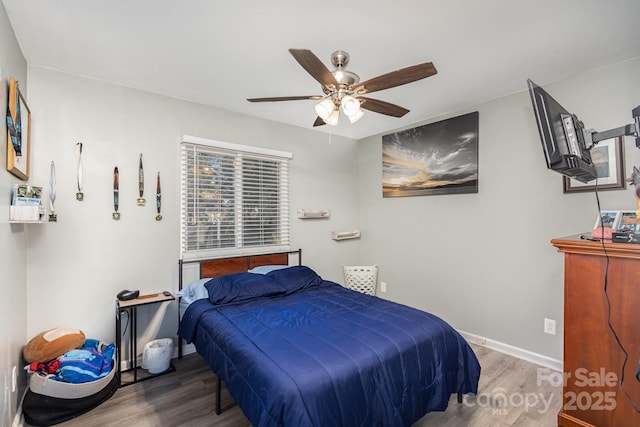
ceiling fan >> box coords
[247,49,437,127]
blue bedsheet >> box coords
[179,269,480,426]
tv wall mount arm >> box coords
[588,105,640,149]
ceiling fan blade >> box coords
[289,49,338,88]
[355,62,437,94]
[247,95,322,102]
[359,97,410,117]
[313,116,326,127]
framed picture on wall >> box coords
[563,137,625,193]
[382,111,479,198]
[6,77,31,180]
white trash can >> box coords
[141,338,174,374]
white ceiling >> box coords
[3,0,640,140]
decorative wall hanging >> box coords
[155,171,162,221]
[112,167,120,220]
[382,111,479,197]
[6,77,31,180]
[49,161,57,222]
[137,154,146,206]
[75,143,84,201]
[562,137,625,193]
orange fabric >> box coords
[23,328,85,363]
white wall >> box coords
[25,67,360,362]
[0,2,28,423]
[357,58,640,363]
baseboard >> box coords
[11,411,23,427]
[458,329,563,372]
[12,388,27,427]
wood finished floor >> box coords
[34,344,562,427]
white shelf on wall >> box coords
[297,209,330,219]
[8,206,46,223]
[331,229,361,241]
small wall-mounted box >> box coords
[297,209,330,219]
[331,229,361,241]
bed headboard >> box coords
[200,252,291,278]
[178,249,302,291]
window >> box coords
[180,135,291,260]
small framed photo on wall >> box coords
[6,77,31,181]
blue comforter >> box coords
[179,266,480,426]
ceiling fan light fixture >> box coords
[348,109,364,124]
[341,95,361,116]
[325,108,340,126]
[249,49,438,128]
[315,98,334,120]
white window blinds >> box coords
[180,136,291,259]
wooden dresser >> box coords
[552,235,640,426]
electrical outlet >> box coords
[544,318,556,335]
[380,281,387,293]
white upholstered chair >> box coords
[343,265,378,296]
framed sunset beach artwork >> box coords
[382,112,478,198]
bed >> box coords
[177,250,480,426]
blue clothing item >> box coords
[52,342,115,384]
[100,343,115,366]
[83,339,101,352]
[83,340,115,365]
